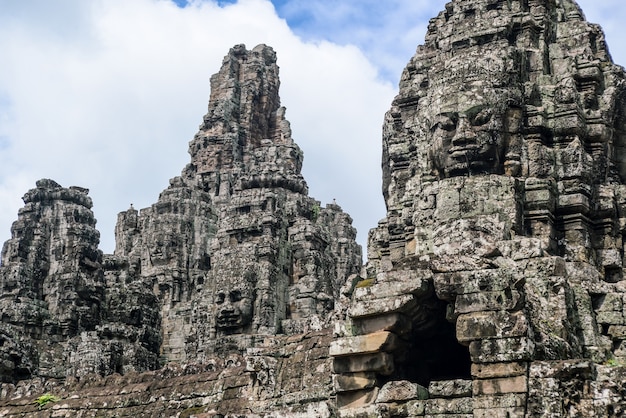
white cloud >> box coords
[0,0,395,254]
[1,0,625,257]
[273,0,441,83]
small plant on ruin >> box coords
[311,204,321,221]
[605,358,623,367]
[355,278,375,288]
[34,393,60,410]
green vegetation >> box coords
[34,393,61,409]
[605,358,623,367]
[311,204,321,221]
[355,278,375,288]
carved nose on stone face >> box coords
[451,117,477,147]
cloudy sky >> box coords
[0,0,625,255]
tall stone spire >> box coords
[186,44,306,195]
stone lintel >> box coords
[353,276,430,301]
[469,337,535,363]
[454,290,524,314]
[348,294,416,319]
[434,269,518,301]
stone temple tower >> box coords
[332,0,626,416]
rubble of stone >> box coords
[3,0,626,416]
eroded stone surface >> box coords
[3,0,626,416]
[334,0,626,416]
[0,44,362,412]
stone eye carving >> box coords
[468,107,492,126]
[216,292,226,304]
[229,290,241,302]
[431,114,458,132]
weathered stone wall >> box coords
[3,1,626,417]
[332,0,626,416]
[0,331,336,417]
[0,44,362,400]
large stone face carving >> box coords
[334,0,626,416]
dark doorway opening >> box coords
[391,297,472,387]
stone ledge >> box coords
[330,331,398,357]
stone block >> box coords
[405,400,427,416]
[434,187,460,219]
[423,415,473,418]
[528,360,595,380]
[376,380,428,403]
[525,182,556,212]
[454,290,523,314]
[330,331,398,357]
[596,311,625,327]
[497,238,547,260]
[471,362,528,379]
[337,388,379,409]
[332,352,394,375]
[469,337,535,363]
[353,277,430,301]
[348,294,416,319]
[473,407,526,418]
[472,393,527,409]
[456,311,528,343]
[434,269,517,301]
[425,397,473,415]
[472,376,528,396]
[428,379,472,398]
[336,404,380,418]
[523,257,567,276]
[557,193,590,213]
[352,313,412,337]
[333,372,376,393]
[594,292,624,312]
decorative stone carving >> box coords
[335,0,626,416]
[3,1,626,416]
[0,44,362,385]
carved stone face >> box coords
[215,286,253,331]
[429,104,505,178]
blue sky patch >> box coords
[171,0,237,7]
